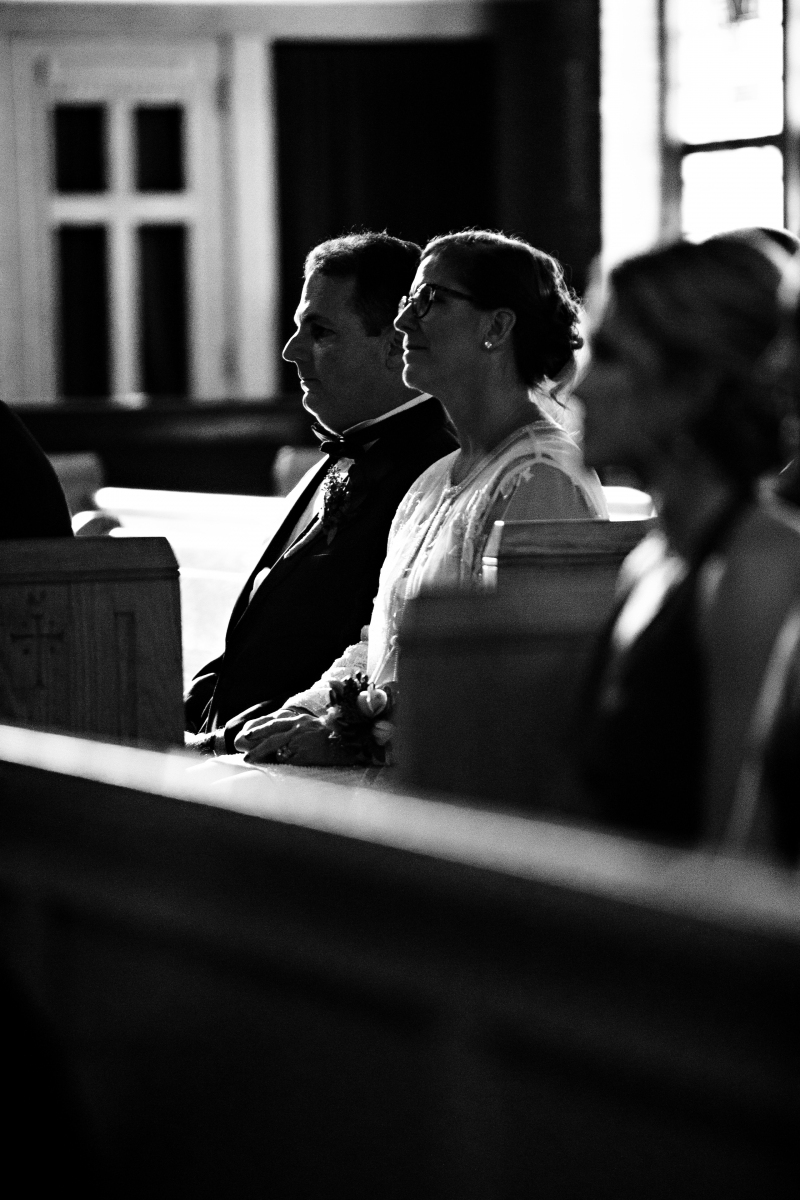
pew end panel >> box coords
[398,588,599,814]
[0,725,797,1198]
[0,537,183,745]
[398,519,657,812]
[482,516,657,600]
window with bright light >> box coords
[665,0,786,240]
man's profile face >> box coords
[282,272,391,433]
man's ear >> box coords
[483,308,517,349]
[385,327,405,372]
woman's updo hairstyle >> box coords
[422,230,582,387]
[609,238,787,487]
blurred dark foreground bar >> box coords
[0,724,796,1200]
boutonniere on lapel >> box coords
[320,457,362,543]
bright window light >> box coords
[667,0,783,144]
[600,0,661,266]
[681,144,784,240]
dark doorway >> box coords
[56,224,111,398]
[138,224,189,398]
[275,40,495,391]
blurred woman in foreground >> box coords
[237,230,607,765]
[576,237,800,861]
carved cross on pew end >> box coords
[9,592,66,689]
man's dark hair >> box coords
[304,232,421,335]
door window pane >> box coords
[681,145,784,240]
[667,0,783,144]
[57,225,110,397]
[135,106,185,192]
[138,224,189,396]
[54,105,107,193]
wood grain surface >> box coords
[0,537,183,744]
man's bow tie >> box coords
[311,422,375,462]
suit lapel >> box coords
[265,457,328,563]
[280,509,325,560]
[226,399,448,637]
[227,457,327,631]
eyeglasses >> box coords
[398,282,475,320]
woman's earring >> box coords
[484,339,493,350]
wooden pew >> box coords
[90,487,288,685]
[0,724,796,1199]
[481,516,656,604]
[399,518,655,810]
[0,538,183,744]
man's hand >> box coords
[184,730,224,755]
[235,709,347,765]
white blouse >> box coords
[289,417,608,711]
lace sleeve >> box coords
[464,457,607,584]
[283,629,370,715]
[499,462,597,520]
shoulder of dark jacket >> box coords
[362,397,455,458]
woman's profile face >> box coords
[394,252,487,397]
[576,291,681,480]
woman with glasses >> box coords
[236,230,606,765]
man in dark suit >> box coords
[185,232,457,753]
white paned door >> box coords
[11,39,226,402]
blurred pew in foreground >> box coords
[0,724,796,1199]
[0,538,182,744]
[400,517,655,810]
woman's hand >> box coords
[234,709,346,765]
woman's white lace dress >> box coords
[288,416,608,712]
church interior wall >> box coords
[0,0,602,427]
[0,1,492,408]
